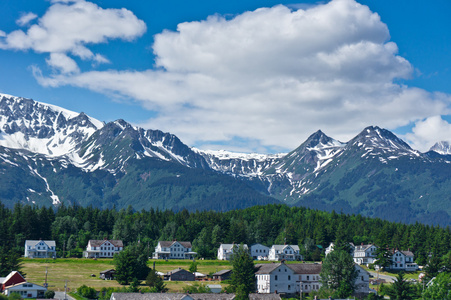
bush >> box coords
[44,290,56,299]
[77,285,97,299]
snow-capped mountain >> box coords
[430,141,451,155]
[0,93,103,157]
[1,93,451,225]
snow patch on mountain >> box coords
[430,141,451,155]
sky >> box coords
[1,0,451,154]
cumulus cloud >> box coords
[404,116,451,152]
[0,0,145,71]
[16,12,38,27]
[17,0,451,151]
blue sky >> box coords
[1,0,450,153]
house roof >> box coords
[159,241,192,248]
[212,269,232,276]
[270,245,300,251]
[100,269,115,274]
[166,268,192,276]
[249,293,282,300]
[25,240,56,247]
[88,239,123,247]
[111,293,235,300]
[5,282,46,291]
[255,263,322,275]
[354,244,377,251]
[400,250,414,257]
[219,244,248,250]
[0,271,26,285]
[250,243,269,248]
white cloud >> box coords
[23,0,451,151]
[46,53,80,74]
[0,0,145,70]
[404,116,451,152]
[16,12,38,27]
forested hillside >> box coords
[1,203,450,276]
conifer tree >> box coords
[230,244,256,300]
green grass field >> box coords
[21,258,233,293]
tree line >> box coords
[1,202,450,276]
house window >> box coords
[288,285,291,290]
[275,275,278,281]
[288,275,291,280]
[307,276,309,280]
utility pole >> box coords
[64,279,68,300]
[44,267,48,288]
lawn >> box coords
[21,258,233,293]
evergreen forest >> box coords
[1,202,451,276]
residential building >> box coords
[100,269,116,280]
[0,271,46,299]
[250,243,270,260]
[390,250,419,271]
[354,265,375,297]
[212,269,232,281]
[325,242,355,256]
[217,243,248,260]
[24,240,56,258]
[165,268,195,281]
[268,245,302,261]
[83,239,123,258]
[152,241,197,259]
[255,261,322,295]
[353,244,378,266]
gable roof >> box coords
[25,240,56,247]
[166,268,192,275]
[88,239,123,247]
[354,244,377,251]
[219,244,248,250]
[255,263,283,274]
[111,293,235,300]
[212,269,232,276]
[158,241,192,248]
[0,271,26,286]
[270,245,300,251]
[400,250,414,257]
[255,263,322,275]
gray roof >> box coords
[219,244,248,250]
[212,269,232,276]
[255,263,322,275]
[354,244,377,251]
[159,241,193,248]
[25,240,56,247]
[100,269,115,274]
[400,250,414,257]
[249,294,281,300]
[89,239,123,247]
[111,293,235,300]
[166,268,192,275]
[270,245,300,251]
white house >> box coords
[250,243,270,260]
[24,240,56,258]
[153,241,197,259]
[354,265,375,296]
[3,282,47,298]
[255,262,322,295]
[268,245,302,261]
[390,250,419,271]
[217,243,248,260]
[83,239,123,258]
[353,244,378,266]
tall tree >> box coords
[385,272,417,300]
[422,272,451,300]
[320,249,358,298]
[375,247,392,271]
[230,244,256,300]
[146,269,168,293]
[113,243,150,285]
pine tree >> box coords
[385,272,417,300]
[230,244,256,300]
[113,243,150,285]
[320,249,358,298]
[146,269,168,292]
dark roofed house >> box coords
[100,269,116,280]
[211,269,232,281]
[153,241,197,260]
[165,268,195,281]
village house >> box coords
[0,271,46,299]
[212,269,233,281]
[217,243,248,260]
[83,239,123,258]
[24,240,56,258]
[111,293,236,300]
[164,268,195,281]
[268,245,302,261]
[153,241,197,259]
[354,265,375,297]
[255,261,322,295]
[250,243,270,260]
[353,244,378,266]
[100,269,116,280]
[390,250,419,271]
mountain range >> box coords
[1,93,451,226]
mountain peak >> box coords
[351,126,412,151]
[430,141,451,155]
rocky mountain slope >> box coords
[1,93,451,225]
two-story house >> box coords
[24,240,56,258]
[353,244,378,266]
[83,239,123,258]
[217,244,248,260]
[250,243,269,260]
[390,250,419,271]
[268,245,302,261]
[255,261,322,295]
[0,271,47,299]
[153,241,197,259]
